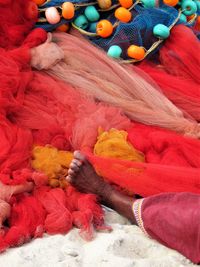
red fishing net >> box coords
[139,25,200,121]
[87,123,200,197]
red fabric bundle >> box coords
[141,192,200,263]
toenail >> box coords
[68,169,74,175]
[66,175,72,183]
[69,163,74,168]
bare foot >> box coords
[30,33,64,70]
[66,151,137,224]
[66,151,113,200]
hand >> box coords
[30,33,64,70]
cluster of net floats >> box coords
[34,0,200,62]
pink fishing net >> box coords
[47,31,200,137]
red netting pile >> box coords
[139,25,200,121]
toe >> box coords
[72,159,82,167]
[66,175,72,183]
[74,151,86,162]
[68,169,75,176]
[69,162,79,172]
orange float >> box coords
[62,2,75,20]
[127,45,145,60]
[119,0,133,8]
[56,23,70,32]
[97,0,112,9]
[96,20,113,38]
[163,0,179,6]
[115,7,132,23]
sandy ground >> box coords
[0,207,197,267]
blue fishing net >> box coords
[41,0,91,6]
[89,3,179,59]
[36,0,199,59]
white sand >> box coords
[0,208,197,267]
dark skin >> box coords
[66,151,137,225]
